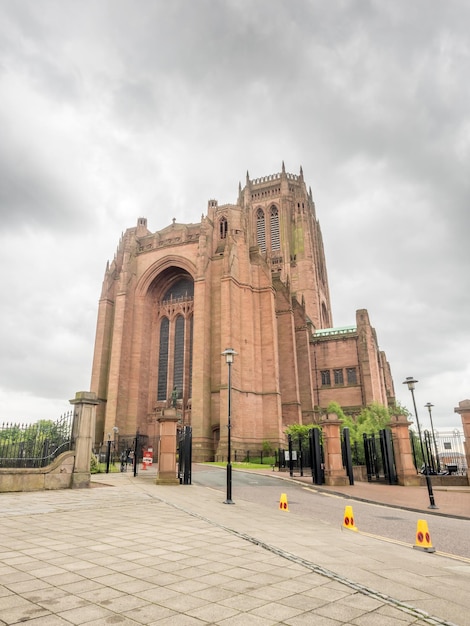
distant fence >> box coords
[214,449,274,464]
[0,412,74,468]
[430,430,466,475]
[93,433,160,473]
[408,428,467,475]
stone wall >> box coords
[0,391,98,493]
[0,451,75,493]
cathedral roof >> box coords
[314,326,357,337]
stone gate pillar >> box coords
[320,413,348,486]
[389,414,419,486]
[455,399,470,482]
[70,391,99,489]
[156,409,180,485]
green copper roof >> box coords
[314,325,357,337]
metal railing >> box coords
[0,411,74,468]
[431,430,467,475]
[409,428,467,475]
[92,433,160,474]
[214,449,275,464]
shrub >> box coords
[90,453,100,474]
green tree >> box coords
[262,440,273,455]
[0,418,71,461]
[327,401,395,449]
[284,423,321,448]
[0,425,23,443]
[326,401,349,422]
[90,453,100,473]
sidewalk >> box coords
[254,469,470,519]
[0,469,468,626]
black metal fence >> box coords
[214,449,275,464]
[93,440,121,472]
[93,433,160,474]
[362,430,397,484]
[275,429,324,484]
[274,427,399,486]
[0,412,74,468]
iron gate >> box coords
[363,429,397,484]
[309,427,325,485]
[341,427,354,485]
[278,426,397,486]
[178,425,192,485]
[277,429,325,485]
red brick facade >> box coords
[90,165,395,460]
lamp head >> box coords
[424,402,434,411]
[222,348,237,364]
[403,376,418,391]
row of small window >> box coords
[321,367,357,386]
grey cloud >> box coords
[0,150,79,230]
[0,1,468,425]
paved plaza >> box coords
[0,469,469,626]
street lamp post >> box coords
[105,433,112,474]
[222,348,237,505]
[424,402,440,473]
[403,377,438,509]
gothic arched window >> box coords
[157,317,169,401]
[220,217,228,239]
[163,278,194,301]
[156,275,194,404]
[256,208,266,252]
[188,314,193,399]
[173,315,185,394]
[270,206,280,251]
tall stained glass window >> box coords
[157,317,169,400]
[173,315,185,394]
[270,206,280,251]
[256,208,266,252]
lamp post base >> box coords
[224,462,234,504]
[424,473,438,509]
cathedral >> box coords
[90,164,395,461]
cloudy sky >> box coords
[0,1,468,432]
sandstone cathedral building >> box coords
[90,164,395,460]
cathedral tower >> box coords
[240,163,332,329]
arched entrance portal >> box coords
[149,268,194,425]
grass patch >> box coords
[91,462,121,474]
[202,461,274,470]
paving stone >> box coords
[0,472,468,626]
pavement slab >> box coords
[0,470,468,625]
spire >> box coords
[300,165,304,180]
[309,186,313,199]
[282,161,286,174]
[246,170,250,184]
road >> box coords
[192,465,470,561]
